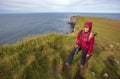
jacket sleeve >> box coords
[87,35,95,56]
[76,31,81,46]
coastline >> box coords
[0,13,120,45]
[1,15,120,46]
[0,16,120,79]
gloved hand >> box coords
[76,45,79,47]
[86,54,92,60]
[86,54,90,58]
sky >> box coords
[0,0,120,13]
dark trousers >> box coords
[67,47,88,66]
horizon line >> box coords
[0,12,120,14]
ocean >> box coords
[0,13,120,45]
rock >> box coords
[103,72,109,78]
[109,44,114,48]
[91,72,96,76]
[114,59,119,64]
[66,22,75,27]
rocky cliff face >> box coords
[70,16,80,24]
[67,16,80,32]
[67,16,80,25]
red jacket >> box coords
[76,22,95,56]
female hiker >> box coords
[66,21,95,68]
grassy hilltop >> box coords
[0,16,120,79]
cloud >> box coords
[0,0,120,13]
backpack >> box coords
[80,30,97,40]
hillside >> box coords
[0,16,120,79]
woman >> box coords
[66,21,95,68]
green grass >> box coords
[0,16,120,79]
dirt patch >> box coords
[107,57,115,66]
[73,69,84,79]
[62,64,84,79]
[115,73,120,79]
[62,64,72,73]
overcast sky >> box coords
[0,0,120,13]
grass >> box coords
[0,16,120,79]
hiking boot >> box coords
[77,63,84,69]
[80,65,83,68]
[65,62,69,66]
[65,62,72,69]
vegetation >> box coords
[0,16,120,79]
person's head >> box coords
[84,21,92,32]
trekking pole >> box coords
[75,47,79,54]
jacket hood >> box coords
[84,21,92,32]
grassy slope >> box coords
[0,16,120,79]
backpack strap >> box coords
[89,32,97,40]
[88,32,93,40]
[80,30,83,36]
[94,33,97,36]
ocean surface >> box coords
[0,13,120,45]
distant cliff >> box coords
[70,16,80,24]
[66,16,81,32]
